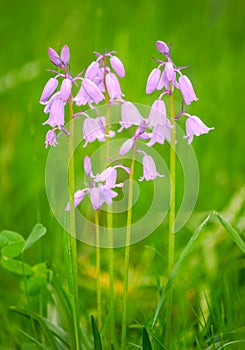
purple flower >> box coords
[43,97,65,128]
[40,78,58,104]
[179,75,198,105]
[60,78,72,102]
[48,48,61,67]
[45,129,58,148]
[83,115,115,147]
[82,78,105,104]
[146,68,161,94]
[184,115,214,144]
[83,117,106,146]
[118,102,144,132]
[60,45,70,67]
[156,41,170,56]
[138,151,164,181]
[110,56,125,78]
[119,139,134,156]
[165,61,175,81]
[106,72,124,101]
[148,99,167,128]
[85,61,100,80]
[65,156,129,211]
[147,122,172,146]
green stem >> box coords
[66,96,80,350]
[165,82,176,345]
[103,59,116,344]
[95,210,102,330]
[121,143,137,349]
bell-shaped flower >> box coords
[43,98,65,128]
[60,45,70,67]
[184,115,214,144]
[147,121,172,147]
[40,78,58,104]
[110,56,125,78]
[43,92,61,114]
[165,61,175,81]
[138,151,164,181]
[82,78,105,104]
[148,99,166,128]
[45,129,58,148]
[156,40,170,56]
[106,72,124,101]
[48,47,61,67]
[179,75,198,105]
[66,157,128,211]
[83,117,106,146]
[146,68,161,94]
[65,189,87,211]
[119,139,134,156]
[85,61,100,80]
[60,78,72,102]
[118,102,144,132]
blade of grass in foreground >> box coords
[215,212,245,254]
[151,213,213,328]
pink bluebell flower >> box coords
[45,129,58,148]
[65,156,129,211]
[156,40,170,57]
[118,102,144,132]
[138,151,164,182]
[43,97,65,128]
[183,114,214,144]
[146,68,161,94]
[106,72,124,101]
[110,55,125,78]
[40,78,58,104]
[82,115,115,147]
[179,75,198,105]
[60,78,72,102]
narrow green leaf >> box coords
[142,327,153,350]
[14,326,51,350]
[23,223,47,252]
[91,315,103,350]
[216,212,245,254]
[1,256,33,276]
[10,307,70,348]
[152,213,213,328]
[1,240,25,258]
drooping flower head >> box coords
[65,156,130,211]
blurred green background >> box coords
[0,0,245,347]
[1,0,244,234]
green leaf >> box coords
[0,230,24,245]
[1,256,33,276]
[11,307,70,348]
[23,223,47,252]
[14,326,51,350]
[216,212,245,254]
[20,263,50,296]
[1,240,25,258]
[152,213,213,328]
[142,327,153,350]
[91,315,103,350]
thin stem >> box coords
[95,210,102,330]
[121,143,137,349]
[103,58,116,344]
[165,81,176,346]
[66,96,80,350]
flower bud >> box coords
[110,56,125,78]
[40,78,58,103]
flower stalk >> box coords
[95,210,102,330]
[121,142,137,349]
[165,81,176,346]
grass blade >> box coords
[216,212,245,254]
[142,327,153,350]
[152,213,213,328]
[91,315,103,350]
[14,326,51,350]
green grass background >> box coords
[0,0,244,348]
